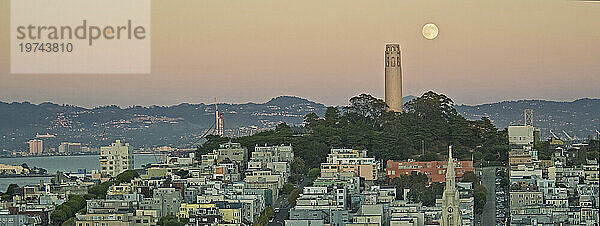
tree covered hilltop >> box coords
[197,91,509,168]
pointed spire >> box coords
[442,145,461,226]
[446,145,456,189]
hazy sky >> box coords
[1,0,599,107]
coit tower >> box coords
[385,43,402,112]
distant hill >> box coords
[0,96,598,151]
[455,98,600,140]
[0,96,326,150]
[402,95,418,105]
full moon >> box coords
[422,23,439,40]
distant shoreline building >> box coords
[35,133,55,138]
[385,43,403,112]
[58,142,82,153]
[28,139,43,155]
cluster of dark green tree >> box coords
[86,170,140,199]
[390,172,443,206]
[462,171,487,215]
[0,184,22,201]
[174,169,190,179]
[157,215,187,226]
[49,195,86,226]
[50,170,140,226]
[588,140,600,160]
[197,91,508,168]
[281,158,321,207]
[286,167,322,207]
[252,206,275,226]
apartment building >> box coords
[100,140,133,179]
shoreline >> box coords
[0,154,162,177]
[0,153,98,159]
[0,174,54,178]
[0,153,162,159]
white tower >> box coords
[385,44,403,112]
[441,146,462,226]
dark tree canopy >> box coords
[158,215,186,226]
[197,91,508,168]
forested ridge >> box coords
[197,91,509,168]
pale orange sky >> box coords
[1,0,599,107]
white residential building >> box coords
[100,140,133,179]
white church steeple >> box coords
[441,146,462,226]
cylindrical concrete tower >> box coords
[385,44,403,112]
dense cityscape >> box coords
[0,118,598,225]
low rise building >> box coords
[139,188,182,218]
[321,149,380,181]
[386,159,474,183]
